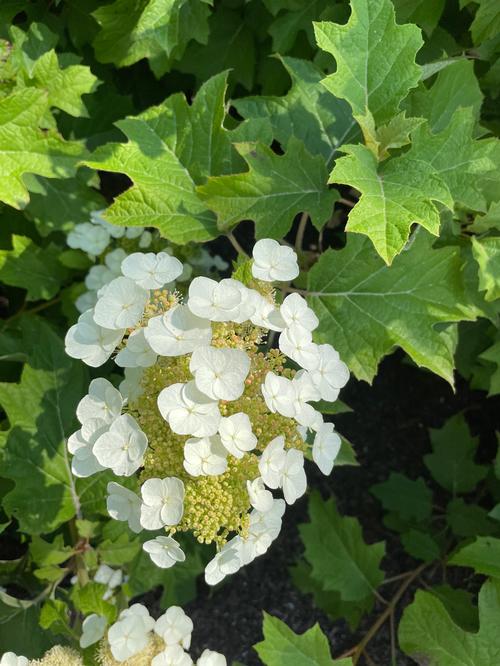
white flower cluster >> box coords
[65,238,349,583]
[0,654,28,666]
[82,604,226,665]
[67,211,153,258]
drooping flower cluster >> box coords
[65,238,349,583]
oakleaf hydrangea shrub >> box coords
[65,238,349,584]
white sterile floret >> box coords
[246,477,273,512]
[107,482,142,533]
[261,372,296,418]
[93,276,149,330]
[115,328,157,368]
[280,293,318,331]
[108,605,155,661]
[251,239,299,282]
[93,414,147,476]
[105,247,128,273]
[249,292,286,331]
[204,537,242,585]
[279,324,319,371]
[67,418,108,477]
[91,210,127,239]
[67,221,110,255]
[80,614,107,648]
[258,436,286,489]
[121,252,183,290]
[240,500,285,565]
[190,346,250,401]
[65,310,124,367]
[0,654,28,666]
[145,305,212,356]
[85,264,115,291]
[187,277,247,322]
[94,564,123,600]
[308,343,350,402]
[281,449,307,504]
[183,436,228,477]
[125,225,144,239]
[76,290,98,313]
[197,650,227,666]
[119,367,144,402]
[157,382,221,438]
[313,422,341,475]
[140,477,185,530]
[218,413,257,459]
[76,378,123,425]
[291,371,323,430]
[152,646,193,666]
[154,606,193,649]
[139,230,153,247]
[143,536,185,569]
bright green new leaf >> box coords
[83,73,241,243]
[399,578,500,665]
[92,0,212,76]
[314,0,422,129]
[71,582,117,623]
[472,236,500,301]
[233,56,356,164]
[449,537,500,578]
[0,88,84,208]
[0,235,69,301]
[330,142,452,264]
[39,600,73,640]
[0,317,88,534]
[299,492,385,601]
[255,613,350,665]
[371,473,432,522]
[307,231,474,384]
[198,139,338,238]
[425,414,488,494]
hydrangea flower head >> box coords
[65,239,349,585]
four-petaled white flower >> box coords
[218,413,257,459]
[67,221,110,256]
[106,482,142,533]
[190,346,250,401]
[65,310,124,367]
[140,477,185,530]
[115,328,157,368]
[246,477,274,513]
[145,305,212,356]
[183,436,228,477]
[279,324,319,371]
[240,500,285,566]
[312,422,341,475]
[152,646,193,666]
[143,536,186,569]
[258,436,286,489]
[280,293,318,331]
[187,277,250,322]
[76,378,123,425]
[0,654,28,666]
[261,373,296,418]
[204,537,242,586]
[249,293,286,331]
[94,563,123,600]
[281,449,307,504]
[291,371,323,430]
[154,606,193,649]
[93,276,149,330]
[251,239,299,282]
[80,614,107,648]
[121,252,183,290]
[308,344,350,402]
[119,367,144,402]
[108,604,155,662]
[157,382,221,438]
[67,418,107,478]
[197,650,227,666]
[93,414,147,476]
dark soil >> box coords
[184,351,500,666]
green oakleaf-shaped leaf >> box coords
[314,0,422,127]
[83,72,240,243]
[371,473,432,522]
[0,235,69,301]
[399,578,500,665]
[0,89,84,208]
[307,231,474,384]
[92,0,213,76]
[472,236,500,302]
[299,493,385,602]
[267,0,332,53]
[449,537,500,578]
[0,317,88,534]
[255,613,351,665]
[392,0,445,35]
[330,142,452,264]
[233,56,356,165]
[425,414,488,494]
[198,139,338,238]
[470,0,500,45]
